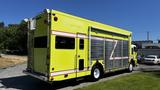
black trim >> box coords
[91,27,129,38]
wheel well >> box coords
[92,62,104,74]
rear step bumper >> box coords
[23,70,48,82]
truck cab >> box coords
[131,44,138,66]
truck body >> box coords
[24,9,137,82]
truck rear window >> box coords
[55,36,75,49]
[34,36,47,48]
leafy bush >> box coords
[0,21,27,55]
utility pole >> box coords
[147,31,150,41]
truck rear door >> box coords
[28,13,49,75]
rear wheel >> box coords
[91,66,101,81]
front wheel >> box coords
[128,63,133,72]
[91,66,101,81]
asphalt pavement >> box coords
[0,63,159,90]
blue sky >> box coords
[0,0,160,41]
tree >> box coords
[0,22,4,28]
[0,21,28,55]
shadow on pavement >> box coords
[0,75,53,90]
[0,70,130,90]
[138,64,160,72]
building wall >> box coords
[142,43,160,49]
[138,49,160,56]
[132,40,153,49]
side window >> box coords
[55,36,75,49]
[34,36,47,48]
[79,39,84,50]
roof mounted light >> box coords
[23,18,29,22]
[44,8,50,13]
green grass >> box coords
[76,71,160,90]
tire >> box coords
[128,63,133,72]
[91,66,101,81]
[156,60,159,64]
[158,61,160,65]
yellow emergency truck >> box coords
[24,9,137,82]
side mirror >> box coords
[134,47,138,52]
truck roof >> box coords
[51,9,132,36]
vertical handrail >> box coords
[88,27,92,69]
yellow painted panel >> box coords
[49,70,90,81]
[51,10,131,36]
[31,9,133,81]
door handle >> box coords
[78,55,80,58]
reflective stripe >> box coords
[52,31,76,37]
[52,31,88,38]
[50,70,75,76]
[50,68,88,76]
[77,34,88,39]
[110,56,129,60]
